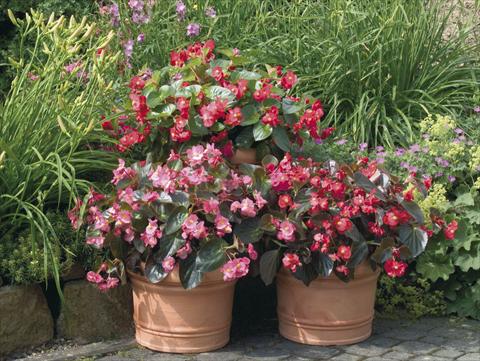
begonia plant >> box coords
[101,40,332,160]
[69,143,266,290]
[230,154,458,286]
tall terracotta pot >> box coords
[230,148,257,165]
[276,262,380,346]
[128,268,236,353]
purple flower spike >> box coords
[186,23,201,37]
[176,1,187,21]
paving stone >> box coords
[384,328,424,341]
[340,343,389,357]
[367,336,400,348]
[243,346,291,360]
[328,353,363,361]
[195,346,244,361]
[409,356,450,361]
[145,354,193,361]
[96,356,133,361]
[457,353,480,361]
[392,341,440,355]
[442,338,480,353]
[432,347,465,359]
[418,335,448,346]
[280,341,340,359]
[381,350,415,360]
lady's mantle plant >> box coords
[101,40,332,160]
[232,154,458,285]
[70,144,266,290]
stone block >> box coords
[0,285,54,356]
[57,280,133,343]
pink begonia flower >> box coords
[180,166,210,186]
[162,256,176,273]
[142,191,160,203]
[112,159,136,185]
[186,145,205,166]
[149,165,176,192]
[106,277,119,289]
[204,143,223,166]
[86,236,105,247]
[230,198,256,217]
[86,271,103,284]
[215,214,232,236]
[123,227,135,243]
[141,218,162,247]
[247,244,258,260]
[118,187,135,206]
[242,176,253,186]
[176,242,192,259]
[282,253,301,272]
[253,190,267,209]
[167,149,180,161]
[182,214,208,239]
[221,257,250,281]
[115,210,132,228]
[277,220,296,242]
[203,198,219,214]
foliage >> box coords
[0,0,95,96]
[102,41,331,162]
[232,154,456,286]
[98,0,480,146]
[0,10,118,290]
[73,144,263,290]
[0,211,94,286]
[375,272,446,318]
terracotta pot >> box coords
[128,267,236,353]
[230,148,257,165]
[276,262,380,346]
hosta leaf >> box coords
[165,206,188,235]
[398,225,428,257]
[260,249,280,285]
[253,123,273,141]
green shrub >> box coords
[0,10,118,290]
[376,272,447,318]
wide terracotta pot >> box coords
[276,262,380,346]
[230,148,257,165]
[128,268,236,353]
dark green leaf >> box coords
[398,225,428,257]
[165,207,188,235]
[260,249,280,285]
[253,123,273,141]
[292,262,318,286]
[241,104,260,125]
[272,127,291,152]
[196,238,227,273]
[179,254,203,289]
[314,252,334,277]
[348,242,369,268]
[401,200,425,224]
[235,126,254,148]
[353,172,386,201]
[282,98,303,114]
[144,260,168,283]
[233,217,263,243]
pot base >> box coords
[278,316,373,346]
[135,324,230,353]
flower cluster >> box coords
[238,154,457,285]
[71,144,262,289]
[102,40,331,160]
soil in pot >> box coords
[276,262,380,346]
[128,267,236,353]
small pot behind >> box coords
[128,268,236,353]
[230,148,257,165]
[276,262,380,346]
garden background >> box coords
[0,0,480,354]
